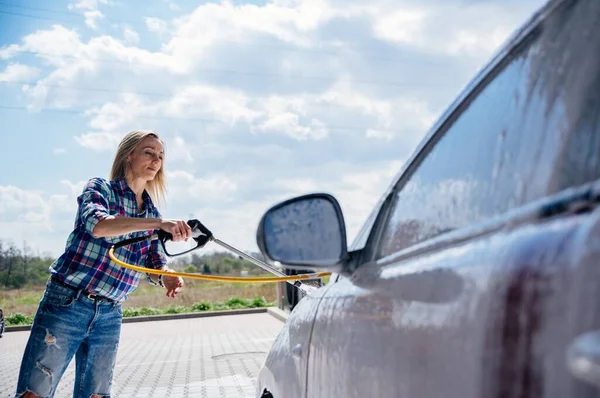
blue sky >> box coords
[0,0,545,257]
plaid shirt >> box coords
[50,177,167,302]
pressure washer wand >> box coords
[210,237,318,295]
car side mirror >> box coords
[256,193,349,270]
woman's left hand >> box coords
[163,270,184,298]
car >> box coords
[253,0,600,397]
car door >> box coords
[256,282,335,398]
[306,0,600,397]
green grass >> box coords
[5,313,35,326]
[0,291,43,308]
[4,296,276,326]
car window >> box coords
[376,1,600,260]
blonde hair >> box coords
[110,130,167,205]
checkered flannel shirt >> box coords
[50,177,167,302]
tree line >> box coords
[0,239,269,289]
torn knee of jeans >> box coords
[89,395,110,398]
[36,361,53,377]
[43,329,60,349]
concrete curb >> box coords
[122,307,268,324]
[4,325,32,333]
[267,307,289,323]
[3,307,273,333]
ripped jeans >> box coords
[14,278,123,398]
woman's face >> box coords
[127,136,164,181]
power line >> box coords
[0,9,71,23]
[0,104,405,134]
[1,71,446,101]
[0,104,223,123]
[5,46,451,70]
[0,78,442,117]
[0,1,85,18]
[0,78,430,116]
[0,2,146,28]
[4,80,177,99]
[8,50,137,66]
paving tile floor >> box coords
[0,313,284,398]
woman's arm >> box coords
[92,215,161,238]
[78,178,191,240]
[93,216,192,240]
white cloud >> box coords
[164,170,239,211]
[156,0,372,74]
[53,148,67,155]
[165,85,259,124]
[167,136,194,164]
[0,186,49,222]
[0,44,19,60]
[163,0,180,11]
[196,199,283,254]
[318,81,393,124]
[123,27,140,46]
[74,131,123,151]
[68,0,110,29]
[19,25,169,70]
[84,10,104,29]
[0,183,80,230]
[0,182,85,256]
[9,25,175,108]
[256,113,328,141]
[169,170,238,196]
[59,179,88,197]
[372,1,542,58]
[68,0,108,9]
[145,17,170,37]
[0,64,41,82]
[6,0,532,114]
[20,25,84,65]
[71,87,261,151]
[274,178,319,193]
[84,94,149,132]
[366,128,394,141]
[167,1,327,50]
[251,95,327,140]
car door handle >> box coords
[292,343,303,358]
[567,330,600,388]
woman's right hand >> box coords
[159,219,192,242]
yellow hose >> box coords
[108,247,331,283]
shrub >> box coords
[6,313,35,326]
[165,305,186,314]
[183,264,197,273]
[122,308,141,317]
[225,297,249,308]
[249,297,268,308]
[192,302,212,311]
[138,307,161,316]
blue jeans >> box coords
[14,278,123,398]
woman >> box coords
[15,131,193,398]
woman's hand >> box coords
[163,269,184,298]
[159,219,192,242]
